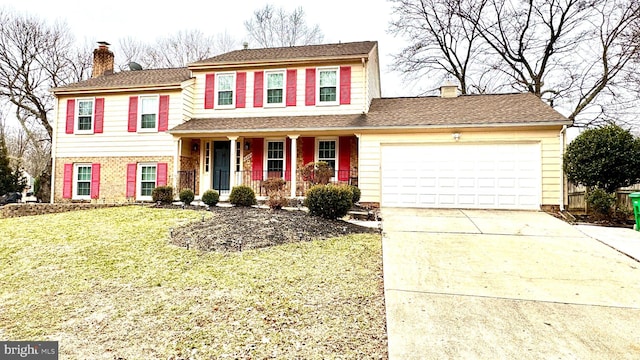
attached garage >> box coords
[380,143,541,209]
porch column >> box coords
[228,136,238,189]
[173,138,181,191]
[288,135,299,198]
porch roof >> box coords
[169,93,571,134]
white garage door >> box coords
[381,143,541,210]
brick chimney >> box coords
[440,81,459,98]
[92,41,114,78]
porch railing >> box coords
[220,169,357,197]
[177,170,196,192]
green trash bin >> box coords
[630,192,640,231]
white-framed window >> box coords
[76,98,94,133]
[317,67,339,105]
[73,164,92,200]
[266,140,285,177]
[139,95,158,131]
[265,70,285,106]
[216,73,235,108]
[137,163,157,200]
[317,139,338,179]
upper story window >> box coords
[318,68,338,105]
[266,70,285,106]
[139,96,158,130]
[216,73,235,108]
[76,99,94,132]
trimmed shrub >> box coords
[305,184,353,219]
[263,177,288,209]
[152,186,174,204]
[349,185,361,204]
[586,187,615,218]
[179,188,195,205]
[202,189,220,207]
[229,185,257,207]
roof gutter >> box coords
[51,83,186,95]
[188,54,370,71]
[169,120,573,135]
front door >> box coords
[213,141,230,191]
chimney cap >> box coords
[97,41,111,47]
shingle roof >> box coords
[51,68,192,93]
[189,41,377,66]
[169,93,570,134]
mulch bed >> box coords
[168,206,380,252]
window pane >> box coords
[267,160,283,173]
[141,114,156,129]
[267,89,283,104]
[78,116,92,130]
[78,100,93,116]
[141,182,155,196]
[267,141,284,159]
[141,97,158,114]
[319,70,336,86]
[267,73,284,89]
[77,182,91,196]
[141,166,156,181]
[77,166,92,181]
[319,87,337,102]
[218,75,233,91]
[318,141,336,170]
[218,91,233,105]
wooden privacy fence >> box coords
[567,182,640,212]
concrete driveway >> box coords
[382,208,640,359]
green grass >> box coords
[0,207,386,359]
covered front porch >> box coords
[175,134,359,199]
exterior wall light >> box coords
[453,132,461,141]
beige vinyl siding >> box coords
[365,47,381,112]
[55,91,182,158]
[181,79,195,121]
[359,128,563,207]
[191,62,367,118]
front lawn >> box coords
[0,207,386,359]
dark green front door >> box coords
[213,141,230,191]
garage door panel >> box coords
[381,143,540,210]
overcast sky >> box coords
[2,0,418,97]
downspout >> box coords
[559,125,567,211]
[362,57,367,113]
[50,99,59,203]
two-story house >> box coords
[51,41,571,210]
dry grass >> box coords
[0,206,386,359]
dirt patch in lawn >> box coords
[170,206,380,252]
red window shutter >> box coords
[285,138,292,181]
[157,163,168,186]
[127,96,138,132]
[252,138,264,180]
[126,163,137,197]
[204,73,215,109]
[253,71,264,108]
[340,66,351,105]
[94,98,104,133]
[338,136,351,181]
[305,68,316,106]
[236,72,246,108]
[91,163,101,199]
[301,137,315,165]
[65,99,75,134]
[158,95,169,131]
[286,69,297,106]
[62,163,73,199]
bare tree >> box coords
[244,4,324,48]
[390,0,640,126]
[117,29,240,69]
[0,8,89,200]
[389,0,489,94]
